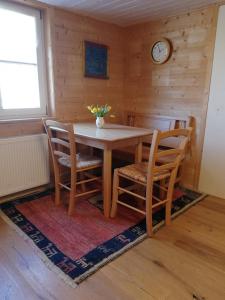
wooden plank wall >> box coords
[53,9,124,123]
[0,0,219,189]
[0,119,44,138]
[123,6,218,188]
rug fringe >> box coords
[0,210,78,289]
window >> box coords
[0,1,47,119]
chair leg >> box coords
[146,184,153,237]
[68,173,76,216]
[80,172,86,193]
[165,200,172,225]
[145,196,153,237]
[159,178,166,200]
[165,170,176,225]
[175,164,183,185]
[146,210,153,237]
[68,187,76,216]
[110,169,119,218]
[55,182,61,206]
[54,166,61,206]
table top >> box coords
[73,122,153,142]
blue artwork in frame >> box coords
[84,41,109,79]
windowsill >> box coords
[0,117,46,124]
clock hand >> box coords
[157,44,161,53]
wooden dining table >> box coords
[73,122,153,217]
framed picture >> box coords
[84,41,109,79]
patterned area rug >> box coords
[0,188,205,287]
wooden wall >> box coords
[0,0,219,189]
[52,9,124,122]
[0,119,44,138]
[124,6,218,188]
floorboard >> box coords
[0,195,224,300]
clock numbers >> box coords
[151,39,171,64]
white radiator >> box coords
[0,134,50,197]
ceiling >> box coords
[39,0,220,26]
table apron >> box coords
[75,134,152,150]
[75,135,105,149]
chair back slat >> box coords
[51,138,70,149]
[54,150,70,159]
[44,119,70,132]
[154,162,178,173]
[159,128,191,139]
[42,118,76,172]
[147,128,192,182]
[156,148,183,159]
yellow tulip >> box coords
[87,104,112,116]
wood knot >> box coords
[152,260,164,268]
[193,293,206,300]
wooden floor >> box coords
[0,195,225,300]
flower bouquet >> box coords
[87,104,111,128]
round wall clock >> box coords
[151,38,172,64]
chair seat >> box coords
[58,154,102,169]
[118,162,170,183]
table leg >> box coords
[135,141,142,163]
[103,148,112,217]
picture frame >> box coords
[84,41,109,79]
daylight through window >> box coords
[0,1,47,119]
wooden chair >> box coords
[111,128,191,236]
[43,119,102,215]
[137,116,194,184]
[156,127,193,185]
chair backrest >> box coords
[147,128,192,191]
[124,112,193,148]
[42,119,76,173]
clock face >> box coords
[151,39,171,64]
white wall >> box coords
[199,5,225,198]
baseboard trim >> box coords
[0,184,51,204]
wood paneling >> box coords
[0,195,225,299]
[124,6,218,188]
[53,9,124,123]
[0,1,219,189]
[0,119,44,138]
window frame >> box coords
[0,1,48,120]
